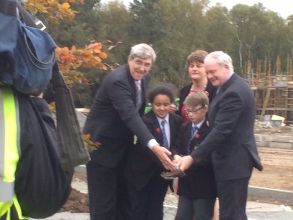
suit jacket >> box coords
[125,111,182,190]
[191,74,263,181]
[83,64,153,166]
[174,120,217,199]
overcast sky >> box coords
[100,0,292,19]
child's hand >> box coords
[179,155,194,171]
[173,154,183,169]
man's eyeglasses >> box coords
[186,106,204,114]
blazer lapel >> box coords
[209,74,238,121]
[141,74,150,106]
[197,120,209,141]
[149,111,164,145]
[190,120,209,148]
[219,73,237,93]
[169,114,177,147]
[186,122,193,142]
[126,65,137,105]
[141,79,146,107]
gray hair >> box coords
[204,51,234,73]
[129,43,156,63]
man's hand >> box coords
[179,155,194,171]
[151,145,177,171]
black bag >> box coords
[14,93,73,218]
[46,63,90,171]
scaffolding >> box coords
[246,57,293,124]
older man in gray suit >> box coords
[84,43,176,220]
[179,51,263,220]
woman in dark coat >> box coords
[177,50,217,121]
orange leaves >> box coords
[25,0,83,24]
[56,43,108,70]
[99,51,108,59]
[55,42,108,87]
[77,43,108,69]
[88,42,102,53]
[55,47,76,64]
[60,2,70,10]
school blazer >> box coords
[174,120,217,199]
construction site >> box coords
[246,57,293,125]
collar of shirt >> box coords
[192,118,205,129]
[157,114,170,126]
[135,80,141,88]
[219,72,234,90]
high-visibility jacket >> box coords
[0,87,25,220]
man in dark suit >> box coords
[125,86,182,220]
[83,44,176,220]
[179,51,263,220]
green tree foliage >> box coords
[230,3,291,74]
[152,0,208,86]
[129,0,165,44]
[96,1,133,65]
[205,6,235,53]
[48,0,101,47]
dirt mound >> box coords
[60,188,89,213]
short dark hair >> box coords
[186,49,208,67]
[148,86,174,103]
[184,92,209,108]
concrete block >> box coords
[254,134,263,142]
[256,141,269,147]
[270,136,293,143]
[269,142,292,149]
[262,135,273,142]
[249,186,293,204]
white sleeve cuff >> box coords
[147,139,158,149]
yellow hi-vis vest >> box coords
[0,87,24,219]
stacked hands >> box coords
[151,145,194,179]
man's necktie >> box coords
[135,80,142,110]
[188,125,198,153]
[161,120,169,148]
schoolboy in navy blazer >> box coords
[125,86,182,220]
[174,92,217,220]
